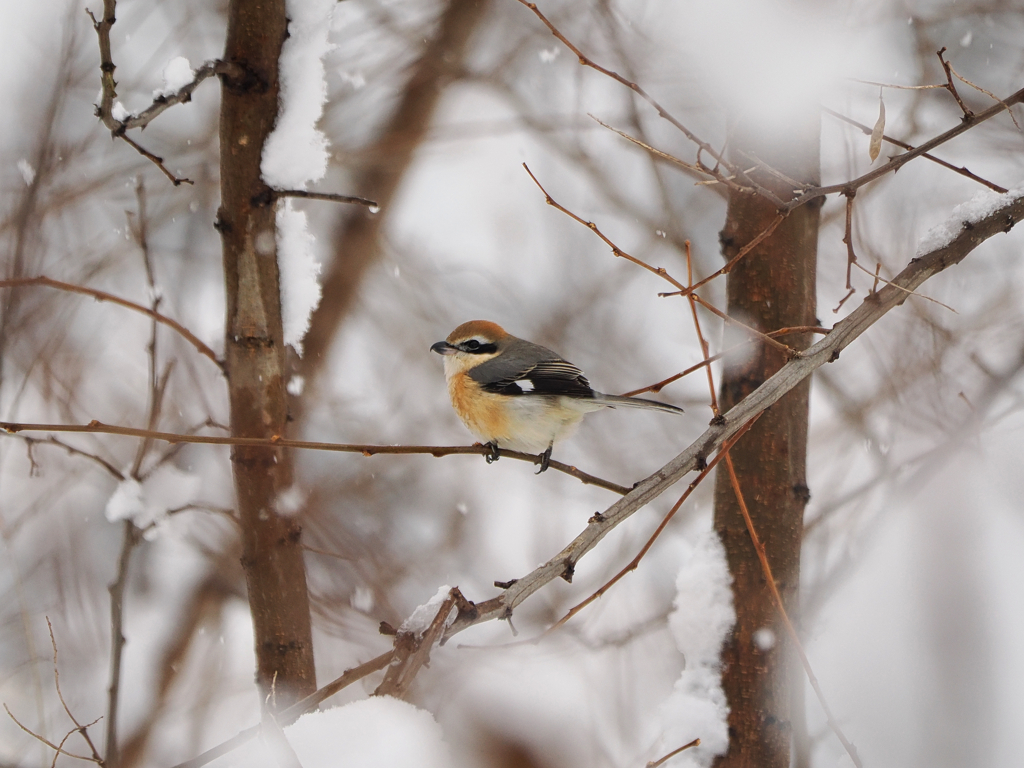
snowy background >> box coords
[1,1,1024,767]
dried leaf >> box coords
[868,92,885,162]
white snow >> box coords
[399,585,454,636]
[154,56,195,98]
[16,159,34,186]
[753,626,776,651]
[104,465,202,538]
[286,374,305,395]
[276,200,322,353]
[655,531,735,767]
[339,70,366,90]
[275,484,306,516]
[260,0,335,189]
[260,0,336,353]
[105,476,145,524]
[916,185,1024,256]
[209,698,451,768]
[111,101,130,122]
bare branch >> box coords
[122,60,245,132]
[822,106,1007,192]
[47,620,104,765]
[269,189,379,209]
[373,589,461,698]
[106,520,140,768]
[0,277,222,369]
[0,424,630,495]
[116,133,194,186]
[3,704,99,764]
[936,46,974,119]
[647,738,701,768]
[786,86,1024,211]
[513,0,783,203]
[442,191,1024,641]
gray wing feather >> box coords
[469,338,594,397]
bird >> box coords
[430,320,684,472]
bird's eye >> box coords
[464,339,481,351]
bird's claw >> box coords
[535,446,552,474]
[484,442,500,464]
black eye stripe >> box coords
[458,339,497,354]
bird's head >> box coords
[430,320,509,375]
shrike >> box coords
[431,320,683,472]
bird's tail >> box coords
[591,392,684,415]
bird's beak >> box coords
[430,341,457,355]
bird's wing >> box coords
[469,347,594,398]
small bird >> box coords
[431,320,684,472]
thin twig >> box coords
[3,704,99,764]
[785,86,1024,211]
[0,422,630,495]
[47,620,104,764]
[89,3,232,186]
[106,520,140,768]
[589,115,714,180]
[20,435,124,479]
[843,189,857,290]
[850,78,946,90]
[685,240,720,414]
[0,277,222,369]
[647,738,701,768]
[514,0,785,204]
[540,417,759,636]
[271,189,379,209]
[945,58,1021,131]
[822,106,1007,192]
[852,260,957,313]
[620,327,830,397]
[522,163,688,291]
[658,214,787,298]
[936,47,974,119]
[724,454,863,768]
[689,293,797,358]
[122,60,244,132]
[116,133,194,186]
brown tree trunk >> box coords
[219,0,316,708]
[712,116,821,768]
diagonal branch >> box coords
[164,192,1024,768]
[442,190,1024,640]
[822,106,1007,193]
[785,87,1024,211]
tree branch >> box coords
[442,191,1024,640]
[0,277,222,369]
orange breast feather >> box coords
[448,373,509,442]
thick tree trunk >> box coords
[219,0,316,708]
[712,117,821,768]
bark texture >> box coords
[219,0,316,708]
[712,116,821,768]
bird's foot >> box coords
[535,446,552,474]
[484,442,500,464]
